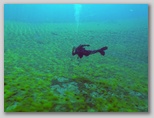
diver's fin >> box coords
[101,46,108,50]
[99,50,105,55]
[98,46,108,56]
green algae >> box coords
[4,21,148,112]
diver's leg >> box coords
[90,50,98,54]
[83,50,98,56]
[84,50,92,56]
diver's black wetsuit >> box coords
[72,44,108,58]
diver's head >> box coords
[103,46,108,50]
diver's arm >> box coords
[72,47,76,55]
[80,44,90,47]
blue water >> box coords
[4,4,148,23]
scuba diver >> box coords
[72,44,108,58]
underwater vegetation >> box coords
[4,21,148,112]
